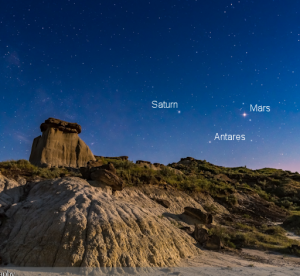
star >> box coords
[243,112,247,117]
[178,110,181,114]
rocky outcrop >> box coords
[136,160,152,165]
[181,157,195,161]
[29,118,95,168]
[80,160,104,179]
[152,198,170,208]
[90,167,124,191]
[179,226,193,235]
[95,156,129,161]
[0,174,27,216]
[194,225,223,250]
[107,156,128,161]
[40,118,82,134]
[0,177,201,267]
[177,157,196,166]
[194,225,209,245]
[184,207,213,224]
[81,162,124,191]
[205,235,223,250]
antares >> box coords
[214,133,245,141]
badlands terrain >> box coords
[0,157,300,273]
[0,118,300,275]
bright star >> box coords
[243,113,247,117]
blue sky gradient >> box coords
[1,0,300,171]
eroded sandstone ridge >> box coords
[29,118,95,168]
[0,176,201,267]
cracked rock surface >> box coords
[0,177,201,267]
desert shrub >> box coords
[227,194,238,206]
[208,225,231,242]
[256,189,270,200]
[227,241,236,249]
[239,183,252,192]
[203,203,218,214]
[115,160,135,170]
[175,174,184,182]
[264,226,286,236]
[159,166,175,177]
[283,215,300,235]
[0,159,81,180]
[279,199,293,209]
[38,167,66,178]
[236,223,254,231]
[0,159,37,171]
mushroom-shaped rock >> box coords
[29,118,95,168]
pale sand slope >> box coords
[1,250,300,276]
[177,249,300,276]
[0,176,203,267]
[1,174,300,274]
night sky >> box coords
[1,0,300,172]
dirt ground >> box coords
[176,248,300,276]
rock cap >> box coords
[40,117,82,134]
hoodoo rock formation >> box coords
[29,118,95,168]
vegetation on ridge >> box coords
[0,159,81,180]
[98,157,300,211]
[97,156,300,255]
[1,157,300,256]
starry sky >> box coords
[1,0,300,172]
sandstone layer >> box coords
[0,177,201,267]
[80,162,124,191]
[29,118,95,168]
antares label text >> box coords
[214,133,245,141]
[152,101,178,108]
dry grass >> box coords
[209,224,300,255]
[0,159,81,180]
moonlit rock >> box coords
[0,177,201,266]
[29,117,95,168]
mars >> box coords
[250,104,270,112]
